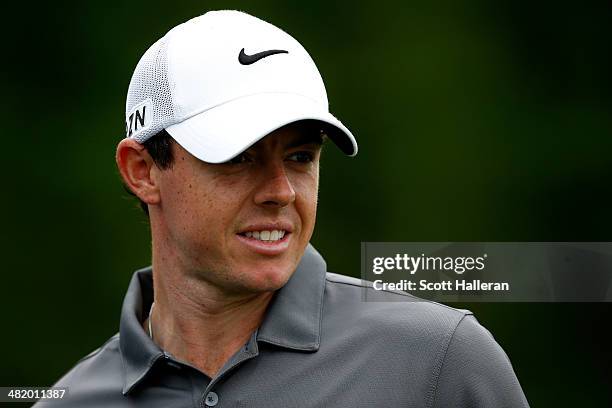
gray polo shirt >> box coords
[36,245,529,407]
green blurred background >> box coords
[2,0,611,406]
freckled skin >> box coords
[150,125,322,296]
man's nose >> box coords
[253,160,296,208]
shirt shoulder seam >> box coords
[426,314,469,408]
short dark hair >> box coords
[145,129,176,170]
[125,129,175,216]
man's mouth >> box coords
[236,226,292,255]
[240,230,287,242]
[236,223,293,255]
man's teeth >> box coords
[244,230,286,241]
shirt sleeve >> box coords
[431,314,530,408]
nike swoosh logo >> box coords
[238,48,289,65]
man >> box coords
[37,10,529,407]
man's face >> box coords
[152,123,322,295]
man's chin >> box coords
[231,262,297,294]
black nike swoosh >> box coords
[238,48,289,65]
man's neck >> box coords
[146,264,274,378]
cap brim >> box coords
[165,92,357,163]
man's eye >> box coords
[287,152,314,163]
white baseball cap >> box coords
[125,10,358,163]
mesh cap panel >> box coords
[125,38,176,142]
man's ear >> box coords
[116,138,161,206]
